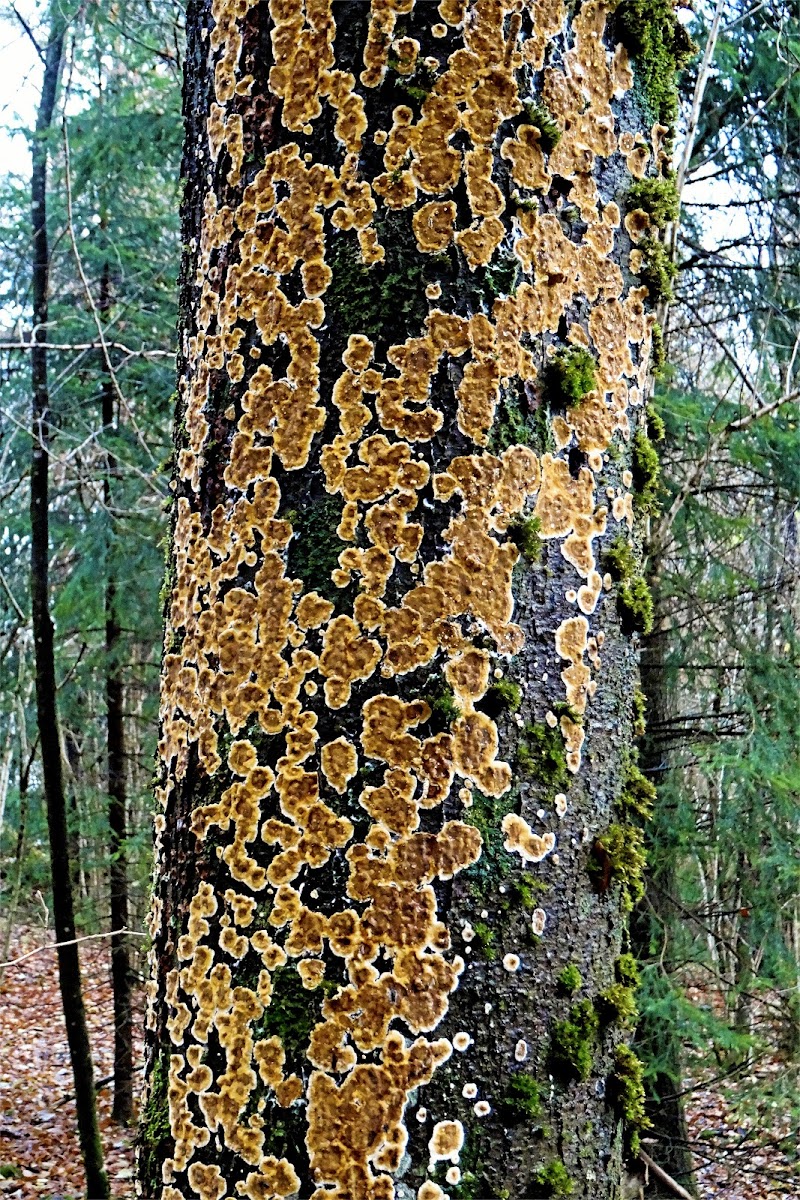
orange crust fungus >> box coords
[149,0,665,1193]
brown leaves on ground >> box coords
[0,926,141,1199]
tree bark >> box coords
[100,258,135,1124]
[634,607,699,1198]
[141,4,678,1197]
[29,12,110,1198]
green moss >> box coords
[615,953,641,990]
[646,404,666,443]
[618,574,654,636]
[0,1166,22,1181]
[549,999,599,1083]
[639,235,677,304]
[504,1074,543,1119]
[597,983,639,1028]
[553,700,582,726]
[631,428,661,515]
[488,678,522,713]
[425,682,463,727]
[397,60,437,104]
[627,174,679,228]
[531,1161,574,1197]
[484,253,520,299]
[255,965,321,1064]
[489,391,552,455]
[463,789,517,897]
[508,513,543,562]
[649,324,666,377]
[472,920,497,960]
[614,0,695,128]
[521,101,562,153]
[558,963,583,996]
[588,824,647,914]
[325,218,430,344]
[619,759,656,822]
[603,536,654,636]
[517,723,569,792]
[513,875,549,910]
[632,687,647,739]
[139,1049,172,1189]
[546,346,597,407]
[609,1043,649,1128]
[284,495,344,601]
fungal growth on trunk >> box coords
[141,1,683,1196]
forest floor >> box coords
[0,926,798,1199]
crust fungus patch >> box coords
[151,0,664,1193]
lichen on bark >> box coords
[140,1,680,1197]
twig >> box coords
[639,1151,695,1200]
[0,928,146,970]
[0,338,173,358]
[11,4,45,63]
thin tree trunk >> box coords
[100,258,135,1124]
[29,13,109,1197]
[0,699,32,986]
[635,587,699,1197]
[141,4,682,1196]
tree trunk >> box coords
[141,4,679,1197]
[29,12,109,1198]
[634,605,699,1198]
[100,258,135,1124]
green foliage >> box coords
[0,1166,22,1181]
[614,0,695,127]
[530,1160,574,1197]
[631,429,661,515]
[521,101,562,153]
[618,759,656,822]
[589,824,647,913]
[517,723,569,791]
[639,235,678,304]
[557,963,583,995]
[508,514,543,562]
[549,1000,599,1083]
[546,346,597,406]
[504,1074,543,1119]
[627,174,680,228]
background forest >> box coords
[0,1,798,1197]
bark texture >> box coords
[30,13,109,1198]
[141,3,674,1197]
[100,259,135,1125]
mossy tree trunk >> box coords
[140,2,682,1197]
